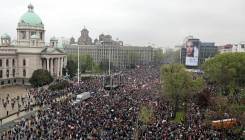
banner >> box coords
[185,40,199,66]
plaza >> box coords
[0,85,32,118]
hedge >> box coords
[48,81,69,90]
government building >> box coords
[65,29,156,69]
[0,4,67,88]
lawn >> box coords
[172,111,186,123]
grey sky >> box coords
[1,0,245,47]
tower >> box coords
[1,33,11,46]
[17,4,45,46]
[50,36,58,48]
[70,36,75,44]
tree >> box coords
[29,69,53,87]
[155,48,164,64]
[99,59,113,74]
[66,60,77,78]
[139,106,151,124]
[128,50,139,68]
[67,53,95,73]
[173,49,180,63]
[160,63,203,116]
[201,52,245,88]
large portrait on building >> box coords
[241,44,245,48]
[185,40,199,66]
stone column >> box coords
[50,58,53,76]
[65,56,67,66]
[47,58,50,72]
[9,58,12,78]
[26,30,29,40]
[57,57,60,78]
[60,57,63,77]
[2,58,5,79]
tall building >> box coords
[0,4,67,87]
[180,38,218,69]
[64,34,154,68]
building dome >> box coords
[50,36,58,41]
[1,33,11,39]
[57,43,64,50]
[19,4,42,26]
[99,33,105,37]
[81,26,88,32]
[30,34,39,39]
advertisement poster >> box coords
[185,40,199,66]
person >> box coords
[186,41,194,57]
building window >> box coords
[0,70,2,78]
[23,69,26,77]
[21,31,26,39]
[23,59,26,66]
[12,59,15,66]
[0,59,2,67]
[40,32,43,40]
[6,59,9,66]
[31,32,36,36]
[6,69,9,78]
[13,69,15,77]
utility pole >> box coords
[77,46,79,82]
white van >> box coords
[74,92,91,104]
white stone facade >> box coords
[0,4,67,87]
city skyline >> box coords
[1,0,245,47]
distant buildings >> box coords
[219,41,245,54]
[65,28,155,68]
[180,37,218,69]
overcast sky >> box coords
[1,0,245,48]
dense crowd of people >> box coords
[0,66,244,140]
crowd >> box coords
[0,65,244,140]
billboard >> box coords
[185,40,199,66]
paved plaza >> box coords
[0,85,33,118]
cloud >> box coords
[1,0,245,47]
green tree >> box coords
[29,69,53,87]
[139,106,151,125]
[201,52,245,88]
[155,48,164,63]
[128,50,139,68]
[99,59,113,74]
[66,60,77,78]
[67,53,95,73]
[160,63,203,116]
[173,49,180,63]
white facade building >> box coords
[0,4,67,87]
[219,42,245,54]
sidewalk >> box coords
[0,92,72,127]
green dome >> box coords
[30,34,39,39]
[11,42,17,46]
[57,43,64,50]
[19,4,42,26]
[1,33,11,39]
[50,36,58,41]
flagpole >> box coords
[78,46,79,82]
